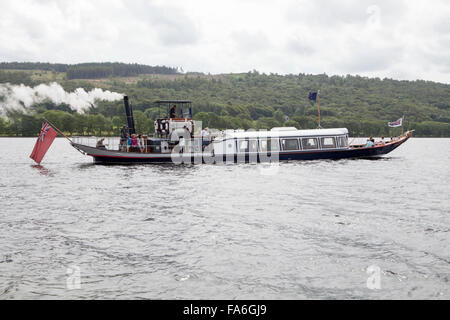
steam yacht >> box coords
[70,96,413,164]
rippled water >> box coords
[0,137,448,300]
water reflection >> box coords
[76,163,96,170]
[358,156,396,161]
[31,164,53,176]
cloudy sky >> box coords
[1,0,449,83]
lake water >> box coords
[0,137,448,299]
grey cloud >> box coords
[337,44,404,73]
[0,0,449,83]
[231,30,269,54]
[286,0,408,28]
[125,0,200,46]
[156,22,199,46]
[431,16,450,35]
[422,50,450,71]
[286,36,315,55]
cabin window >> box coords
[338,136,348,148]
[281,139,300,151]
[320,137,337,149]
[259,140,268,152]
[270,139,280,151]
[302,138,319,150]
[249,140,258,152]
[238,139,249,153]
[259,139,280,152]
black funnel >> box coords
[123,96,136,135]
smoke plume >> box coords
[0,82,124,114]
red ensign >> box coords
[30,121,58,164]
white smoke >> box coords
[0,82,124,114]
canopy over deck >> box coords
[222,128,349,139]
[154,100,193,119]
[154,100,192,104]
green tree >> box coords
[93,114,107,136]
[61,113,75,135]
[0,117,9,135]
[112,116,124,133]
[133,110,149,134]
[73,113,88,135]
[21,114,41,136]
[273,109,285,123]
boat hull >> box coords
[71,134,411,165]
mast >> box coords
[402,115,405,136]
[317,90,322,129]
[43,118,72,143]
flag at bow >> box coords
[388,117,404,128]
[30,120,58,164]
[308,92,318,102]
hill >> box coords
[0,65,449,137]
[0,62,179,79]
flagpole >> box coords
[317,90,321,129]
[43,118,73,143]
[402,115,404,136]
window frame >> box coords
[259,138,281,152]
[338,135,349,148]
[320,136,338,149]
[270,138,280,152]
[281,138,300,151]
[249,139,258,153]
[259,139,269,153]
[237,139,249,153]
[301,137,319,150]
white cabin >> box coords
[212,127,349,155]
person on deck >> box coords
[183,125,191,138]
[169,128,178,143]
[138,134,145,153]
[120,125,128,151]
[130,134,139,152]
[126,133,132,152]
[169,105,176,119]
[201,128,209,138]
[201,127,210,149]
[96,138,107,150]
[365,137,375,147]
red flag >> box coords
[30,121,58,164]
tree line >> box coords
[0,68,449,137]
[1,109,447,138]
[0,62,179,80]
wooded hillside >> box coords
[0,65,449,137]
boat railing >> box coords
[72,136,121,150]
[349,136,403,147]
[71,136,206,153]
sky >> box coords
[1,0,449,83]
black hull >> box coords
[89,136,410,165]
